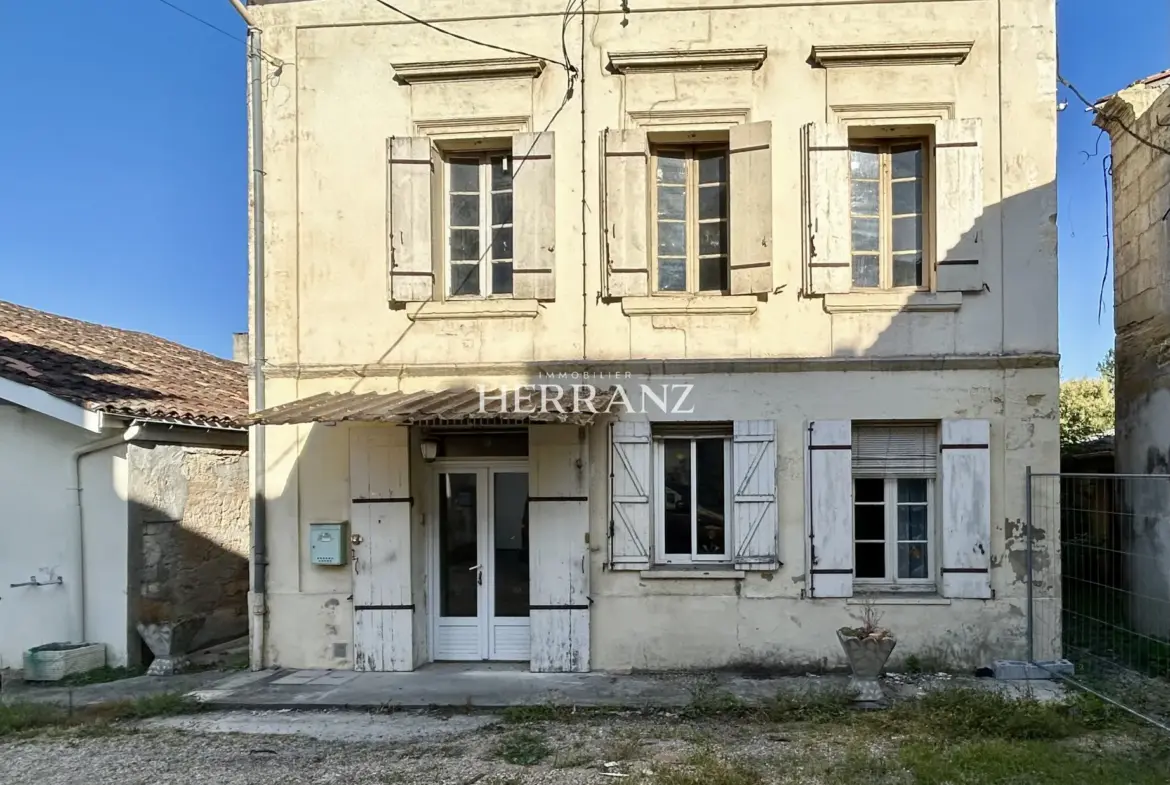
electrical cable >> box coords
[1061,74,1170,158]
[146,0,284,66]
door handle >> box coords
[469,564,483,585]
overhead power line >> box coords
[1060,74,1170,157]
[146,0,283,66]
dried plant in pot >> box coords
[837,599,896,708]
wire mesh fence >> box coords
[1028,471,1170,729]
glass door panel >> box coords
[438,472,479,618]
[492,472,530,618]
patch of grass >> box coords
[492,729,552,765]
[646,748,760,785]
[819,740,906,785]
[763,689,853,724]
[680,685,750,719]
[550,746,593,769]
[500,704,579,724]
[0,693,200,738]
[902,655,923,675]
[50,665,146,687]
[605,732,644,761]
[0,702,68,737]
[877,688,1081,741]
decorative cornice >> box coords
[810,42,973,69]
[391,57,545,85]
[607,47,767,75]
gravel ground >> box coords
[0,711,837,785]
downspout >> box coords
[72,422,143,643]
[579,0,588,362]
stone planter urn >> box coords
[138,620,201,676]
[837,627,897,708]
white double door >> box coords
[431,463,531,661]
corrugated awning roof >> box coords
[240,387,617,426]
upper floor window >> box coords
[447,153,514,298]
[653,145,730,294]
[849,140,928,290]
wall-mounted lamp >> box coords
[420,439,438,462]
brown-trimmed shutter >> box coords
[934,119,985,293]
[512,131,556,300]
[803,123,852,295]
[387,136,436,303]
[602,129,650,298]
[728,121,773,295]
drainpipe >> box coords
[72,422,143,643]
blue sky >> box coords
[0,1,1164,378]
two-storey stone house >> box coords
[242,0,1059,672]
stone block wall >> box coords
[129,443,249,654]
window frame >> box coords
[853,476,936,590]
[649,143,731,297]
[652,433,734,566]
[442,149,515,300]
[847,137,932,293]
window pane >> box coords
[897,478,928,503]
[893,216,922,253]
[450,228,480,261]
[658,186,686,220]
[663,439,692,555]
[892,254,922,288]
[450,263,480,297]
[855,503,885,541]
[450,194,479,228]
[851,217,879,252]
[698,185,726,220]
[492,261,514,295]
[656,153,686,184]
[852,255,879,288]
[439,473,479,617]
[695,440,726,555]
[492,192,512,226]
[492,226,513,260]
[897,504,928,542]
[698,257,728,292]
[657,222,686,255]
[892,180,922,215]
[697,152,727,184]
[491,156,512,191]
[699,222,727,255]
[850,148,879,179]
[897,543,928,579]
[855,478,884,503]
[493,472,529,618]
[855,542,886,579]
[658,259,686,292]
[449,160,479,192]
[851,180,878,215]
[891,145,922,179]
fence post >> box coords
[1025,465,1034,664]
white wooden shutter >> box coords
[603,128,650,298]
[852,424,938,478]
[512,131,556,300]
[729,121,773,295]
[807,420,853,597]
[804,123,852,295]
[609,420,651,569]
[731,420,778,570]
[940,419,992,599]
[387,136,436,303]
[934,119,984,293]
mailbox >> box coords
[309,522,347,566]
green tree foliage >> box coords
[1060,376,1114,446]
[1097,348,1115,387]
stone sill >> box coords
[621,296,759,316]
[847,595,952,606]
[407,300,540,321]
[640,568,746,580]
[823,291,962,314]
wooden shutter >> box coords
[940,419,992,599]
[528,425,590,672]
[729,121,773,295]
[934,119,984,293]
[804,123,852,294]
[731,420,778,570]
[350,426,414,671]
[602,128,650,298]
[807,420,853,597]
[852,424,938,478]
[512,131,556,300]
[609,420,651,569]
[387,136,436,303]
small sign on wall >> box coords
[309,522,348,566]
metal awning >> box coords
[239,387,617,426]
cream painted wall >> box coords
[79,445,132,666]
[0,407,89,669]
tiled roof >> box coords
[1094,68,1170,105]
[0,300,247,427]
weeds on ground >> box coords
[500,704,593,724]
[48,665,147,687]
[642,748,760,785]
[0,693,200,738]
[492,729,552,765]
[681,682,853,724]
[605,732,644,761]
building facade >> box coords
[246,0,1059,672]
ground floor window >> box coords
[654,427,732,565]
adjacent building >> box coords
[244,0,1059,672]
[0,302,249,669]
